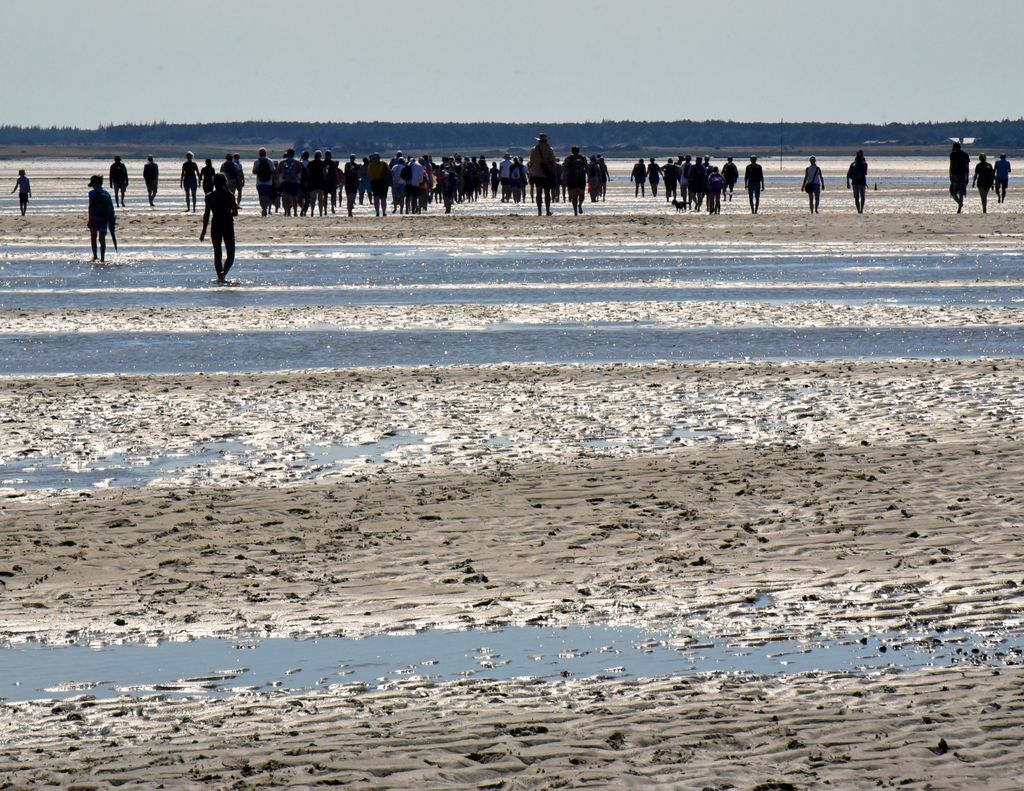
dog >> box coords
[671,200,687,213]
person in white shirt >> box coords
[499,154,513,202]
[405,157,426,214]
[390,158,407,215]
[801,156,824,214]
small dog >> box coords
[671,200,687,213]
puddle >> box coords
[0,432,427,490]
[582,427,714,450]
[2,626,1021,702]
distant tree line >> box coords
[2,120,1024,153]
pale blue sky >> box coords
[2,0,1018,127]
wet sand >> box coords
[2,667,1021,789]
[3,175,1024,786]
[2,207,1024,249]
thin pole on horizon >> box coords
[779,118,783,171]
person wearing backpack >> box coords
[324,151,340,215]
[87,175,116,262]
[275,149,302,216]
[252,148,276,217]
[564,145,588,216]
[528,133,557,216]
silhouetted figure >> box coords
[707,167,724,214]
[846,150,868,214]
[220,154,238,197]
[973,153,995,214]
[662,158,679,202]
[200,158,216,195]
[528,133,556,216]
[631,158,647,197]
[801,156,823,213]
[87,175,115,262]
[200,172,239,283]
[722,157,739,201]
[646,157,661,198]
[344,155,360,216]
[564,145,588,216]
[109,156,128,207]
[252,148,276,217]
[949,142,970,213]
[745,155,764,214]
[232,153,244,205]
[995,154,1011,204]
[324,151,339,214]
[180,152,200,212]
[143,156,159,207]
[11,169,30,216]
[688,157,706,211]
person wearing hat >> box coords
[994,153,1011,204]
[499,153,513,202]
[87,175,116,263]
[801,156,824,214]
[528,133,556,216]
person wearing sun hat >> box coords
[528,133,556,216]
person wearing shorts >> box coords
[275,149,302,216]
[528,133,556,216]
[949,141,971,213]
[11,169,30,216]
[367,153,390,216]
[252,148,276,216]
[995,153,1011,204]
[343,155,360,216]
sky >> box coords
[1,0,1019,128]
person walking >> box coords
[846,150,868,214]
[722,157,739,202]
[109,155,128,207]
[252,148,276,217]
[801,156,824,213]
[528,133,556,216]
[631,158,647,197]
[744,155,764,214]
[324,151,340,214]
[662,158,679,202]
[180,152,200,213]
[143,156,159,207]
[564,145,588,216]
[707,167,724,214]
[972,153,995,214]
[199,173,239,283]
[276,149,302,216]
[646,157,662,198]
[87,175,116,262]
[343,155,360,216]
[200,158,216,195]
[220,154,238,197]
[11,169,30,216]
[994,153,1011,204]
[232,153,245,205]
[949,141,970,213]
[367,153,390,216]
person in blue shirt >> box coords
[11,169,30,216]
[994,154,1011,204]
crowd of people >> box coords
[8,136,1018,278]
